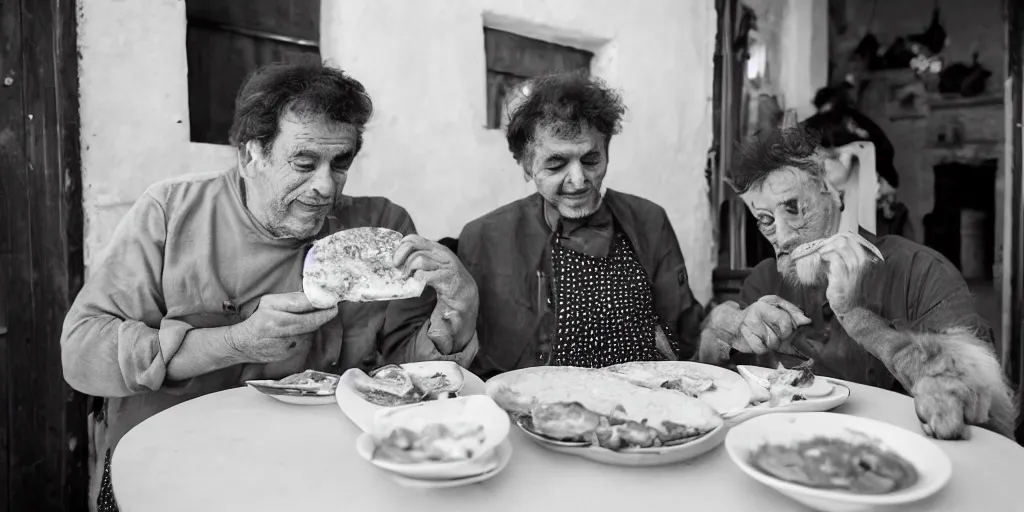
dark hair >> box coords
[228,61,374,155]
[728,124,825,194]
[505,72,626,164]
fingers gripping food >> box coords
[302,227,426,308]
[486,367,723,450]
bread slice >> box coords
[302,227,426,308]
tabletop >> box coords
[112,380,1024,511]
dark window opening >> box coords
[186,0,322,145]
[483,28,593,129]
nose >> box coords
[776,221,799,252]
[564,162,586,190]
[310,166,337,200]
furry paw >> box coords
[912,375,979,440]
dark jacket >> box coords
[457,190,705,379]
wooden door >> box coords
[0,0,89,510]
[1006,0,1024,441]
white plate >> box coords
[336,362,487,432]
[245,374,340,406]
[515,417,728,467]
[725,412,952,512]
[367,395,511,480]
[250,390,338,406]
[357,436,513,489]
[725,367,850,423]
[605,361,753,416]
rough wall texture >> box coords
[79,0,718,303]
[322,0,718,303]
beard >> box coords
[558,185,606,219]
[779,252,829,289]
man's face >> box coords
[239,113,359,239]
[525,123,608,219]
[740,167,843,284]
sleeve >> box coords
[652,209,704,359]
[738,259,780,308]
[60,192,197,397]
[376,212,479,367]
[905,253,994,344]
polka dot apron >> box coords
[550,231,672,367]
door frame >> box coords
[0,0,89,510]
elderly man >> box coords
[698,120,1016,441]
[62,62,478,510]
[457,73,704,379]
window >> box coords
[186,0,321,145]
[483,28,593,129]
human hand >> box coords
[813,232,884,315]
[734,295,813,356]
[228,292,339,363]
[393,235,478,353]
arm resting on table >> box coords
[60,192,248,397]
[838,305,1018,438]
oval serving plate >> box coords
[725,412,952,512]
[361,395,511,481]
[514,415,727,467]
[336,361,485,432]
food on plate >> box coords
[738,360,834,407]
[302,227,426,308]
[247,369,340,395]
[606,361,718,398]
[750,435,919,494]
[374,421,488,464]
[486,367,723,450]
[350,364,463,406]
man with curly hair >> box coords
[458,73,704,378]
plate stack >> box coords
[354,395,514,489]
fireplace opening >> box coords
[922,159,997,280]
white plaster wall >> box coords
[78,0,235,277]
[79,0,718,304]
[322,0,718,303]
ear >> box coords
[237,141,261,177]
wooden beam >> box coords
[0,0,25,509]
[0,0,87,509]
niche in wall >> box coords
[483,28,593,130]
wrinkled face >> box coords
[740,167,843,285]
[239,113,359,239]
[525,123,608,219]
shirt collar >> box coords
[543,199,616,258]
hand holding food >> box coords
[792,232,884,315]
[393,234,479,353]
[228,292,338,363]
[735,296,812,356]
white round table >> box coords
[112,380,1024,511]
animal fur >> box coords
[890,327,1018,441]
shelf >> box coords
[928,93,1004,110]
